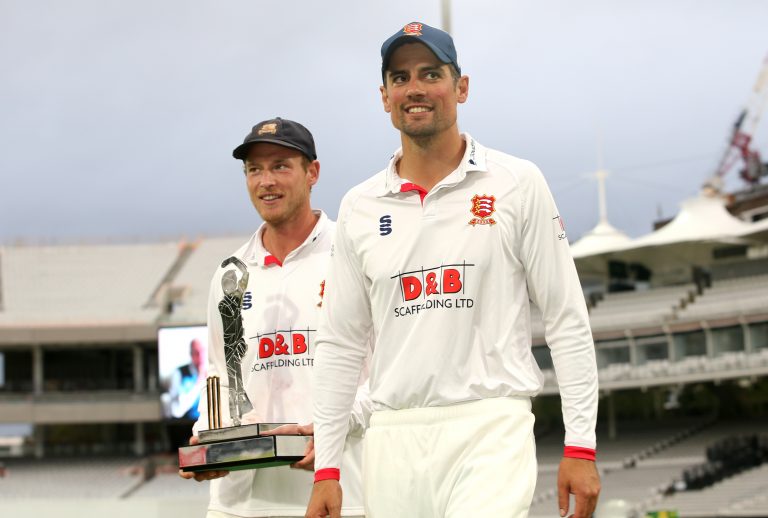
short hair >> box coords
[448,64,460,84]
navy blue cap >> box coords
[233,117,317,161]
[380,22,461,83]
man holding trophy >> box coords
[179,118,366,518]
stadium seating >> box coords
[530,419,768,518]
[588,284,695,332]
[676,274,768,321]
[652,464,768,517]
[0,242,180,333]
[128,471,210,499]
[0,457,142,499]
[532,274,768,339]
[1,235,767,518]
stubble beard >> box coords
[259,202,296,229]
[399,116,438,148]
[397,109,454,149]
[256,190,310,230]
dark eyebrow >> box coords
[387,64,444,79]
[387,68,407,78]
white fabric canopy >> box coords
[738,215,768,240]
[622,194,754,251]
[570,220,631,259]
[571,193,768,272]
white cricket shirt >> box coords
[313,135,598,475]
[193,211,365,517]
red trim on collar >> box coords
[563,446,596,461]
[400,182,428,204]
[264,255,282,267]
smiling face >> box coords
[380,42,468,143]
[243,143,318,229]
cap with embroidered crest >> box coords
[232,117,317,161]
[380,21,461,83]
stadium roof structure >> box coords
[0,242,182,343]
[572,192,768,271]
[0,232,259,345]
[623,194,755,251]
[570,220,632,260]
[739,214,768,240]
[569,168,633,268]
[570,220,633,278]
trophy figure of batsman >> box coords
[178,257,307,473]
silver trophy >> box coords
[179,257,307,473]
[219,257,253,426]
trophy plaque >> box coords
[178,257,308,473]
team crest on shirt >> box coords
[469,194,497,226]
[317,280,326,307]
[403,22,423,36]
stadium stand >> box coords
[0,457,143,499]
[676,273,768,322]
[128,470,210,499]
[650,464,768,517]
[0,204,766,517]
[650,422,767,466]
[588,284,696,332]
[0,243,180,325]
[531,419,709,516]
[531,419,768,518]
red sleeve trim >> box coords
[563,446,596,461]
[314,468,340,482]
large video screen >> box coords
[158,325,208,420]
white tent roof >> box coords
[570,220,632,259]
[738,215,768,239]
[622,194,754,251]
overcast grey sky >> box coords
[1,0,767,245]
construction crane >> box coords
[706,54,768,192]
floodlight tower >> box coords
[441,0,452,34]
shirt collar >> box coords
[377,133,488,197]
[244,210,329,267]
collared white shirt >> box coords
[193,211,365,517]
[313,135,598,473]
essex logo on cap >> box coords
[257,123,278,135]
[469,195,497,226]
[403,22,423,36]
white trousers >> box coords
[207,509,364,518]
[363,397,537,518]
[207,511,363,518]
